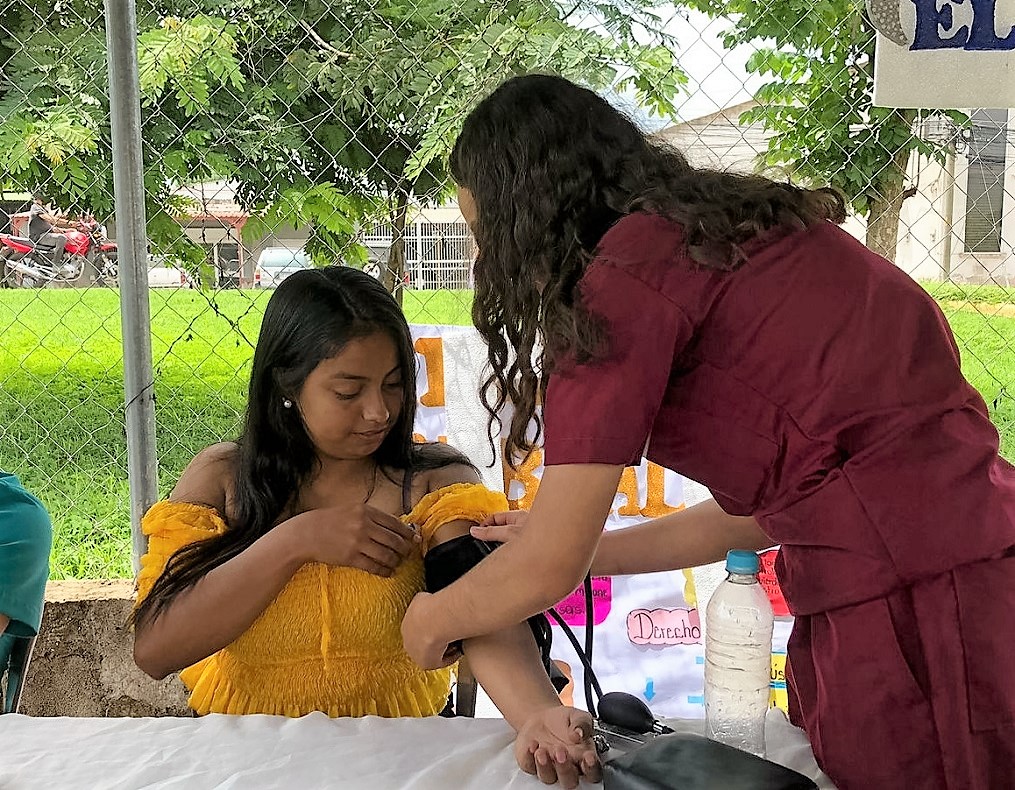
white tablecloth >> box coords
[0,709,835,789]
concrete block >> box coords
[19,580,189,717]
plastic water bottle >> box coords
[704,550,774,757]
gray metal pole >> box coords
[105,0,158,573]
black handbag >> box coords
[602,731,818,790]
[551,575,818,790]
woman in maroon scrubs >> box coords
[400,74,1015,789]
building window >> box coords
[963,109,1008,253]
[363,219,474,290]
[415,221,473,290]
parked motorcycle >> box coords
[0,220,118,287]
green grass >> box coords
[0,288,472,578]
[940,308,1015,456]
[920,280,1015,305]
[0,285,1011,579]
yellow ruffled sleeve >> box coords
[135,500,228,604]
[403,483,509,552]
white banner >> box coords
[871,0,1015,108]
[410,325,791,718]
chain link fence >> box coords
[1,0,1012,578]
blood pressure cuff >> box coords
[424,534,569,694]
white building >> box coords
[656,102,1015,285]
[174,182,472,289]
[148,104,1015,290]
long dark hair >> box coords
[450,73,845,465]
[132,266,467,628]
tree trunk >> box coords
[864,110,916,263]
[382,186,409,307]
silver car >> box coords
[254,247,311,288]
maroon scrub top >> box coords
[543,212,1015,789]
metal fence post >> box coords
[105,0,159,573]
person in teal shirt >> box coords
[0,471,52,638]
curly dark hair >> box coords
[449,73,845,466]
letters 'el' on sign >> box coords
[869,0,1015,50]
[871,0,1015,107]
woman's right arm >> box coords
[133,515,309,679]
[133,447,417,679]
[473,499,773,578]
[592,499,773,575]
[132,445,311,679]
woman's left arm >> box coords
[425,514,566,734]
[403,463,622,670]
[417,464,607,787]
[451,580,599,787]
[440,528,596,779]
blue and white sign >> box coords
[872,0,1015,107]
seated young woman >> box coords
[130,267,598,788]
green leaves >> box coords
[688,0,954,252]
[243,182,356,240]
[0,107,100,172]
[616,45,686,119]
[1,0,687,266]
[241,183,370,266]
[138,16,245,115]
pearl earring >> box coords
[282,398,293,409]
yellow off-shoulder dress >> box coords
[135,483,507,718]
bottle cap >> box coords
[726,550,760,574]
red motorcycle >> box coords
[0,220,118,287]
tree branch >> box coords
[299,22,354,59]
